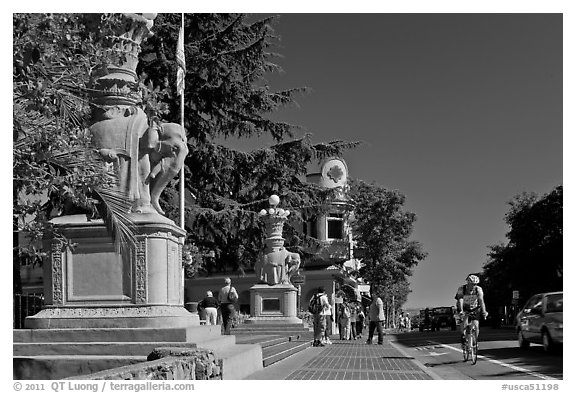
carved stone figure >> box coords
[255,248,301,286]
[88,13,187,215]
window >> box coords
[326,213,344,240]
[305,219,318,239]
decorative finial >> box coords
[268,194,280,207]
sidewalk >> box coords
[244,334,440,380]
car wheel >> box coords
[518,330,530,350]
[542,330,555,353]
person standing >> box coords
[349,302,358,339]
[339,302,352,340]
[198,290,219,325]
[356,306,365,339]
[309,286,331,347]
[367,290,385,345]
[218,277,238,335]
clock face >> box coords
[322,159,347,188]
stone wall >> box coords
[68,348,222,380]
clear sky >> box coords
[230,13,563,309]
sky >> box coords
[4,5,568,310]
[226,13,563,309]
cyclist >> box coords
[455,274,488,345]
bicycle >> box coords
[460,311,485,365]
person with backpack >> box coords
[218,277,238,335]
[309,286,331,347]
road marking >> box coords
[428,351,449,356]
[428,341,558,380]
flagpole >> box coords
[179,13,185,230]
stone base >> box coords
[247,284,301,324]
[25,305,199,329]
[28,214,195,329]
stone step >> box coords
[261,340,311,367]
[13,326,222,343]
[14,341,263,380]
[233,323,308,330]
[13,336,236,356]
[13,355,147,380]
[232,327,310,335]
[234,335,287,348]
[208,344,263,380]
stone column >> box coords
[25,13,197,329]
[245,195,302,324]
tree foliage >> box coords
[13,14,131,262]
[348,179,427,309]
[482,186,562,307]
[137,14,359,275]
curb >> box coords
[388,339,442,380]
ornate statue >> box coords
[88,13,188,215]
[254,195,301,286]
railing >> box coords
[13,293,44,329]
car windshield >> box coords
[546,294,563,313]
[434,307,452,314]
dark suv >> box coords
[431,306,457,331]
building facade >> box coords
[184,157,359,328]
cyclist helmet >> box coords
[466,274,480,284]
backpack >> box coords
[227,287,238,303]
[308,294,323,314]
[342,305,351,318]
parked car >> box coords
[431,306,457,331]
[516,291,563,353]
[418,308,433,332]
[411,314,421,330]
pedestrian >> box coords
[218,277,238,335]
[399,312,406,331]
[323,304,334,345]
[405,312,412,331]
[338,302,351,340]
[366,289,385,345]
[349,302,358,339]
[308,286,331,347]
[198,290,219,325]
[356,306,365,339]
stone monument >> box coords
[26,13,195,329]
[246,195,302,324]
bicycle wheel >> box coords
[462,334,470,362]
[471,332,478,365]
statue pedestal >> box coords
[245,284,301,324]
[25,214,199,329]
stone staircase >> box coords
[13,326,262,380]
[231,323,313,367]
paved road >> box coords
[393,328,563,380]
[245,328,563,380]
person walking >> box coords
[367,290,385,345]
[198,290,219,325]
[308,286,331,347]
[218,277,238,335]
